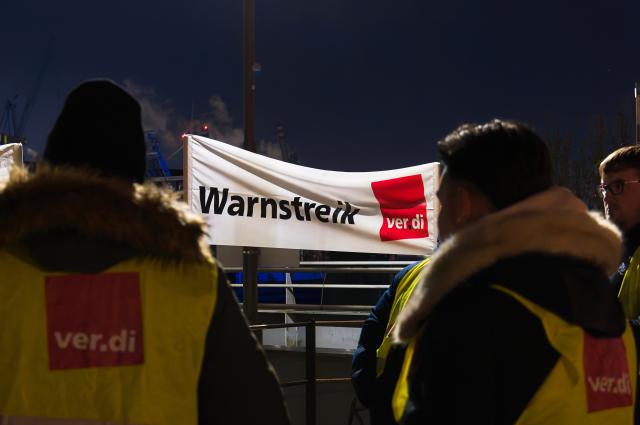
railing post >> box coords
[242,246,261,343]
[305,320,317,425]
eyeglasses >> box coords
[598,180,640,198]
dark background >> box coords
[1,0,638,171]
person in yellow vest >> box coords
[391,120,635,424]
[0,80,290,425]
[599,146,640,322]
[351,257,430,425]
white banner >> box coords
[0,143,23,185]
[186,135,439,255]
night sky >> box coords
[1,0,638,171]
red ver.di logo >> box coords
[45,272,144,370]
[583,333,632,412]
[371,174,429,242]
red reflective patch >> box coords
[371,175,429,242]
[583,333,632,412]
[45,272,144,370]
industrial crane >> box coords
[145,131,172,179]
[0,38,53,145]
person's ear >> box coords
[454,185,473,226]
[455,185,495,226]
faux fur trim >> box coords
[394,186,622,342]
[0,166,212,264]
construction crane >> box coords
[145,131,172,179]
[276,125,290,162]
[0,38,53,145]
[276,125,298,163]
[0,96,19,144]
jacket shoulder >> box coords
[0,167,214,265]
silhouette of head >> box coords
[436,119,552,241]
[44,79,146,183]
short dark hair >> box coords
[44,79,146,183]
[438,119,552,209]
[599,145,640,178]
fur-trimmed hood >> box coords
[0,167,212,265]
[394,186,622,343]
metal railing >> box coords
[240,261,416,422]
[229,260,420,316]
[226,266,406,273]
[250,319,364,425]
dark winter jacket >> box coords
[0,167,290,425]
[352,262,419,425]
[393,187,631,425]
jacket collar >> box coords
[394,186,622,342]
[0,167,212,264]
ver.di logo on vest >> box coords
[45,272,144,370]
[371,174,429,242]
[583,333,632,412]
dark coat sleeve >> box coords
[198,265,291,425]
[351,262,417,408]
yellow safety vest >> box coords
[0,250,217,425]
[391,325,424,423]
[393,284,637,424]
[620,246,640,320]
[375,258,430,377]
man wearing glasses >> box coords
[599,145,640,320]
